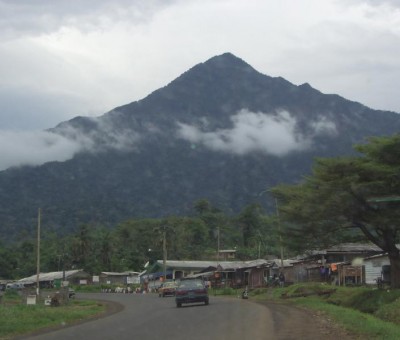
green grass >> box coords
[294,296,400,339]
[211,287,239,296]
[250,283,400,339]
[374,297,400,324]
[0,297,105,339]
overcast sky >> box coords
[1,0,400,169]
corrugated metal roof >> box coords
[101,271,140,276]
[308,243,383,255]
[218,259,271,270]
[363,253,389,261]
[18,270,86,284]
[156,260,220,268]
[270,259,296,268]
[154,259,271,271]
[325,243,382,252]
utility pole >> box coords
[161,225,168,282]
[217,226,220,265]
[36,208,41,297]
[274,198,284,269]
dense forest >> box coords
[2,134,399,285]
[0,200,284,279]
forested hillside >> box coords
[1,53,399,241]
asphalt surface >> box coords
[17,292,354,340]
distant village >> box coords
[3,243,391,293]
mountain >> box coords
[1,52,399,241]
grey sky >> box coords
[0,0,399,170]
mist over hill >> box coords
[1,52,399,241]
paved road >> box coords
[18,292,353,340]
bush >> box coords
[375,297,400,324]
[4,289,19,298]
[280,283,335,298]
[220,287,236,295]
[211,287,238,296]
[250,288,268,296]
[343,289,400,314]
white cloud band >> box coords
[177,109,337,156]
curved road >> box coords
[18,292,353,340]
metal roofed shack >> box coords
[18,269,90,288]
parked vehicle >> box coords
[6,282,25,290]
[158,281,177,297]
[175,278,209,307]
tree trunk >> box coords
[388,250,400,289]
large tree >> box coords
[273,134,400,288]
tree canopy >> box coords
[273,134,400,287]
[0,200,279,280]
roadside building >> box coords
[297,243,384,285]
[311,243,382,264]
[18,269,90,288]
[142,259,274,289]
[141,260,220,290]
[214,259,270,288]
[217,249,236,261]
[99,271,140,285]
[363,253,391,285]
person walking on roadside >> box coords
[278,272,285,288]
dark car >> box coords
[175,278,209,307]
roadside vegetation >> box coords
[250,283,400,339]
[0,290,105,339]
[2,282,400,339]
[273,134,400,288]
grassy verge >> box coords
[0,291,105,339]
[250,284,400,340]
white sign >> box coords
[26,295,36,305]
[127,277,140,284]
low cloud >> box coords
[0,130,84,171]
[0,117,141,171]
[310,116,337,135]
[55,117,140,153]
[177,109,336,156]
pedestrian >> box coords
[278,272,285,288]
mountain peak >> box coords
[205,52,248,65]
[162,52,262,92]
[201,52,256,72]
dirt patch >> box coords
[254,300,358,340]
